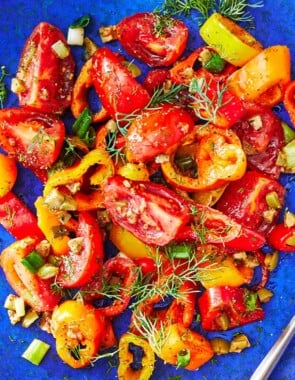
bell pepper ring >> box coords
[227,45,291,101]
[199,13,263,67]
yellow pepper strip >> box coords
[199,13,262,66]
[116,162,150,181]
[109,224,156,259]
[118,333,155,380]
[43,148,114,197]
[227,45,291,101]
[35,196,70,256]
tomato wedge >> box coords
[126,104,195,162]
[57,211,104,288]
[92,47,151,120]
[0,108,65,178]
[0,237,60,312]
[13,22,75,114]
[103,176,191,246]
[117,12,188,67]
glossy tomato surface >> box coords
[0,1,295,380]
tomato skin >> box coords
[143,69,171,94]
[268,224,295,252]
[134,257,157,276]
[126,104,195,162]
[0,108,65,177]
[198,286,265,331]
[216,171,285,234]
[103,175,191,246]
[232,103,285,179]
[57,211,104,288]
[51,300,105,368]
[92,47,151,120]
[15,22,75,114]
[0,192,44,240]
[117,12,188,67]
[0,237,60,312]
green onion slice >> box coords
[22,338,50,365]
[21,251,44,273]
[177,349,191,368]
[70,15,91,28]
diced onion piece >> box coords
[22,309,39,328]
[67,27,84,46]
[22,339,50,365]
[51,40,70,59]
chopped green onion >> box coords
[67,27,84,46]
[265,191,281,209]
[21,309,39,328]
[276,139,295,173]
[21,251,44,273]
[51,40,70,59]
[72,107,94,146]
[70,15,91,28]
[203,53,225,74]
[165,243,194,259]
[177,349,191,368]
[22,338,50,365]
[37,263,59,279]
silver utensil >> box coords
[250,315,295,380]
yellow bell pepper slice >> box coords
[109,224,156,259]
[116,162,150,181]
[200,13,262,66]
[35,196,70,256]
[227,45,291,101]
[118,333,155,380]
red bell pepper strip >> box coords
[0,237,61,312]
[0,192,43,240]
[98,255,138,317]
[268,223,295,252]
[57,211,105,288]
[198,286,265,331]
[284,80,295,128]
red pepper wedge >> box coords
[0,192,43,240]
[268,223,295,252]
[198,286,265,331]
[284,80,295,128]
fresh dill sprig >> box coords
[153,13,175,37]
[89,348,119,366]
[160,0,215,18]
[218,0,264,27]
[188,76,230,124]
[147,83,186,108]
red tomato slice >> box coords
[0,192,44,240]
[216,171,285,234]
[268,223,295,252]
[14,22,75,114]
[232,102,284,179]
[0,237,60,312]
[117,12,188,67]
[126,104,195,162]
[92,47,151,120]
[103,175,191,246]
[57,211,104,288]
[0,108,65,176]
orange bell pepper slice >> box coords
[227,45,291,101]
[71,58,109,123]
[161,125,247,191]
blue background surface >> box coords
[0,1,294,379]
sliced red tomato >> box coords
[0,108,65,178]
[92,47,151,120]
[0,192,43,240]
[103,175,191,246]
[216,171,285,234]
[57,211,104,288]
[142,69,171,94]
[51,300,105,368]
[268,223,295,252]
[125,104,195,162]
[117,12,188,67]
[232,102,285,179]
[0,237,60,312]
[14,22,75,114]
[175,201,266,251]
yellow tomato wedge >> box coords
[199,13,263,66]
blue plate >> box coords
[0,1,295,379]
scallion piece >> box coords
[203,53,225,74]
[21,251,44,273]
[70,15,91,28]
[72,107,93,145]
[177,349,191,368]
[22,338,50,365]
[281,121,295,144]
[165,243,194,259]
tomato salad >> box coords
[0,2,295,379]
